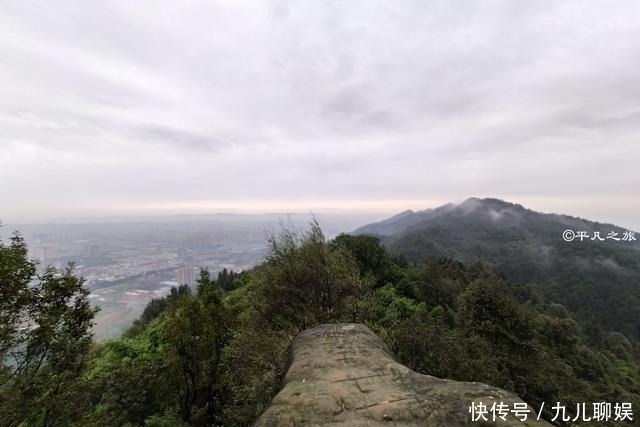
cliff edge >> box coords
[254,323,552,427]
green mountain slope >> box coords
[355,197,640,340]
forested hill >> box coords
[355,197,640,340]
[2,222,638,426]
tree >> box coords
[331,234,399,286]
[216,268,239,292]
[162,272,228,426]
[0,234,97,427]
[0,234,36,378]
[257,220,365,332]
[126,285,192,337]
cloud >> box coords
[1,0,639,228]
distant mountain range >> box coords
[354,197,640,340]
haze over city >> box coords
[2,0,640,230]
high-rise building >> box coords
[84,244,101,257]
[178,246,188,259]
[176,267,195,287]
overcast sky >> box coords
[1,1,639,228]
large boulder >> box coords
[254,323,552,426]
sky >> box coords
[1,1,639,228]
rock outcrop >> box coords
[254,323,552,426]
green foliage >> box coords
[161,292,227,425]
[330,234,400,286]
[361,257,640,426]
[143,410,189,427]
[2,222,639,427]
[77,322,172,427]
[0,234,36,374]
[124,285,191,338]
[256,220,367,332]
[0,234,97,427]
[220,309,288,425]
[215,268,240,292]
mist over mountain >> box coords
[355,197,640,339]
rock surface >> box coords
[254,323,552,427]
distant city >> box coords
[1,213,382,339]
